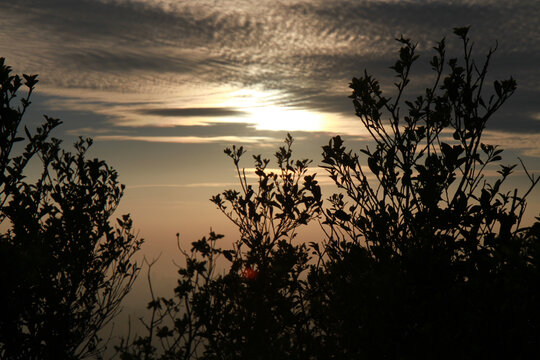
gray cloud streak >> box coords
[138,107,248,117]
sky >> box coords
[1,0,540,324]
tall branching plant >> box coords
[118,135,322,359]
[316,27,540,358]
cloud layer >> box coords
[1,0,538,151]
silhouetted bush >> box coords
[116,135,322,359]
[0,58,143,359]
[119,27,539,359]
[315,26,540,359]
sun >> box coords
[224,88,327,132]
[247,105,326,132]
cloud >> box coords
[126,182,237,189]
[482,131,540,159]
[138,107,248,117]
[489,111,540,135]
[0,0,538,151]
[93,135,279,144]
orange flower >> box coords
[242,266,258,280]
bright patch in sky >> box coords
[248,106,326,132]
[216,88,329,132]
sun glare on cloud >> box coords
[227,88,328,132]
[247,106,325,132]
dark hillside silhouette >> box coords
[0,58,143,359]
[126,28,537,359]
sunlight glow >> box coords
[247,106,326,132]
[226,88,328,132]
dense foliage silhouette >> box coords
[119,27,540,359]
[314,27,540,359]
[0,58,143,359]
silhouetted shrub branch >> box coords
[0,58,143,360]
[314,26,540,359]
